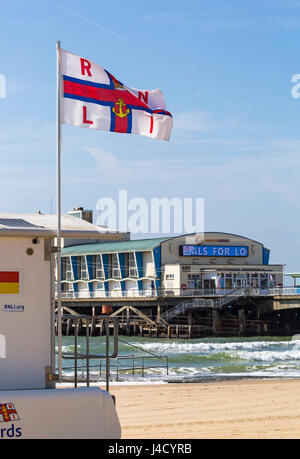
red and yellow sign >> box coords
[0,272,19,294]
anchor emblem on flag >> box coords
[112,98,130,119]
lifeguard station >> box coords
[0,213,121,439]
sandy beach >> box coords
[105,379,300,439]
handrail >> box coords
[55,314,119,392]
[161,297,214,321]
[214,288,245,309]
[59,334,168,381]
[118,337,165,359]
[58,287,290,299]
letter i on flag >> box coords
[59,48,173,141]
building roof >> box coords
[160,232,268,248]
[61,237,170,255]
[0,213,112,238]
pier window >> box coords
[62,257,73,281]
[187,274,201,289]
[235,273,248,288]
[78,256,89,280]
[95,255,105,279]
[94,281,104,292]
[260,273,268,289]
[225,273,233,289]
[128,252,137,278]
[182,265,191,272]
[112,254,121,279]
[250,273,258,287]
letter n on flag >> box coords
[60,49,173,141]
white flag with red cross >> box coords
[60,49,173,141]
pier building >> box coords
[60,232,283,300]
[57,208,300,337]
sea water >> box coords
[58,335,300,384]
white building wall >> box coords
[0,237,52,390]
[143,251,156,277]
[163,264,181,294]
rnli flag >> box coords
[0,272,19,294]
[60,49,173,141]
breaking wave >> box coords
[135,339,291,355]
[59,336,300,383]
[236,349,300,362]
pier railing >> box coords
[59,287,298,300]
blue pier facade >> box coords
[60,232,283,299]
[61,238,168,299]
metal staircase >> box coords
[160,297,214,323]
[214,288,245,309]
[159,289,246,324]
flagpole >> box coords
[56,40,62,382]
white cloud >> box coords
[174,110,218,133]
[86,138,300,210]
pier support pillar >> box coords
[256,310,261,335]
[188,312,193,338]
[78,319,83,336]
[90,307,95,336]
[212,310,220,336]
[140,325,144,337]
[239,309,245,336]
[126,307,130,336]
[157,304,161,323]
[66,319,70,336]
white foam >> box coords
[135,340,291,354]
[236,349,300,362]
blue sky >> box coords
[1,0,300,275]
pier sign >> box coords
[180,245,248,257]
